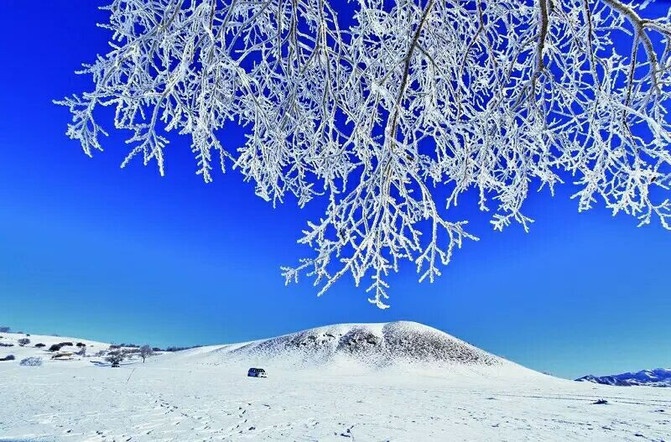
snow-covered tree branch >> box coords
[58,0,671,308]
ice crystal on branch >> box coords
[58,0,671,308]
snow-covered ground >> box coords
[1,322,670,441]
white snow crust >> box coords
[1,322,670,441]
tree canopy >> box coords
[59,0,671,307]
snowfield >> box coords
[1,322,670,441]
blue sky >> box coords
[0,0,670,379]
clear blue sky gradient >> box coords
[0,1,669,379]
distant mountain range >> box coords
[576,369,671,387]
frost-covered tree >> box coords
[59,0,671,308]
[139,344,154,363]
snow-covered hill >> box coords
[577,368,671,387]
[0,331,111,364]
[0,330,153,367]
[174,321,508,372]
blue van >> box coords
[247,367,267,378]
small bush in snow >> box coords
[0,355,16,362]
[18,338,30,346]
[105,351,124,367]
[20,357,42,367]
[35,343,46,348]
[48,342,72,352]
